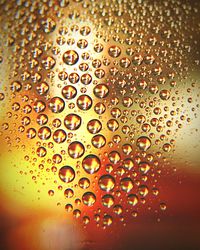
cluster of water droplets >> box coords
[0,0,199,227]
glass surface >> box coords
[0,0,200,249]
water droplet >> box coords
[48,97,65,113]
[63,50,79,65]
[127,194,138,206]
[92,134,106,148]
[82,192,96,206]
[64,114,81,130]
[62,85,77,99]
[59,166,75,183]
[64,188,74,198]
[82,154,101,174]
[77,95,92,110]
[102,194,114,208]
[137,136,151,151]
[87,119,102,134]
[68,141,85,158]
[98,175,115,192]
[108,45,121,57]
[120,178,133,192]
[79,177,90,189]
